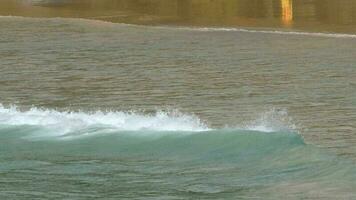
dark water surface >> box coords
[0,1,356,199]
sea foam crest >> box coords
[243,108,297,133]
[0,104,297,138]
[0,105,209,136]
[172,27,356,39]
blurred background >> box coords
[1,0,356,33]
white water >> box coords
[1,16,356,39]
[0,104,298,138]
[0,105,209,136]
[176,27,356,39]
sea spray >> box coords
[0,105,209,137]
[0,105,301,138]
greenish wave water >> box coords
[0,106,355,199]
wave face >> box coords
[0,106,355,199]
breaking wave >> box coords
[0,105,209,137]
[0,104,299,139]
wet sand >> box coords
[1,0,356,33]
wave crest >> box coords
[243,108,297,133]
[0,105,209,136]
[0,104,299,139]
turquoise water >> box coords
[0,106,355,199]
[0,16,356,199]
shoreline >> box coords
[1,0,356,34]
[2,15,356,39]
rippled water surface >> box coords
[0,1,356,199]
[1,16,355,151]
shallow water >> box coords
[0,1,356,199]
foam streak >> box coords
[0,105,209,136]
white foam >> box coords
[0,105,209,136]
[243,108,297,133]
[0,104,299,138]
[169,27,356,39]
[1,15,356,39]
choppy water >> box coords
[0,14,356,199]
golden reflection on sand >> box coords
[1,0,356,33]
[281,0,293,26]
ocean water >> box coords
[0,105,355,199]
[0,12,356,199]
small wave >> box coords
[170,26,356,39]
[0,104,299,139]
[1,15,356,39]
[0,105,209,136]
